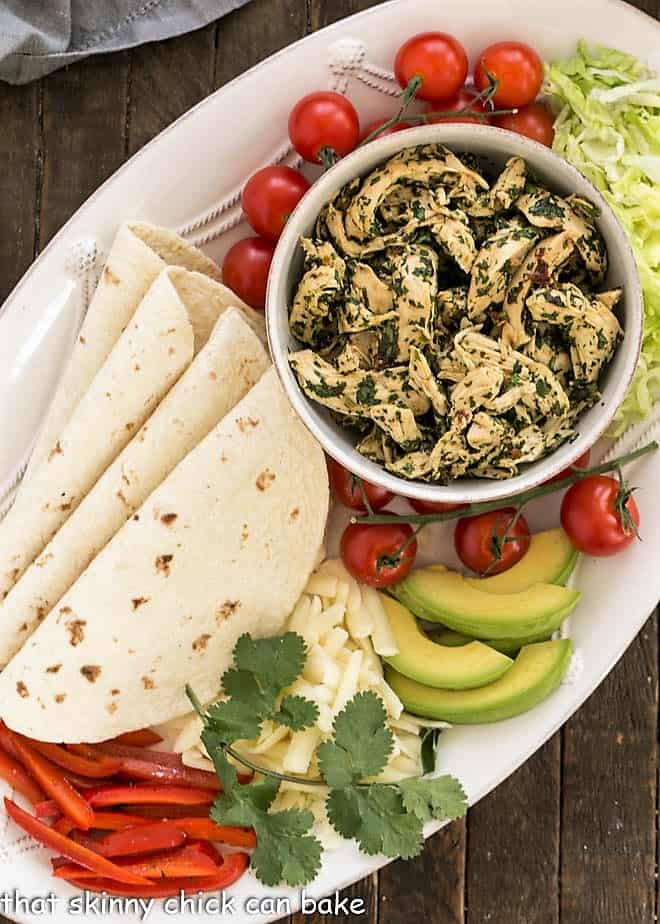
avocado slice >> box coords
[430,628,471,648]
[467,529,578,595]
[431,627,553,657]
[380,595,513,690]
[386,639,572,724]
[393,568,580,640]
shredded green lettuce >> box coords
[546,40,660,432]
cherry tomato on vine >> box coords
[360,118,411,142]
[547,449,591,485]
[494,102,555,147]
[427,89,489,125]
[454,507,531,576]
[340,521,417,587]
[560,475,640,557]
[327,458,393,512]
[474,41,544,108]
[394,32,468,102]
[408,497,465,514]
[288,92,360,164]
[241,166,310,241]
[222,236,275,310]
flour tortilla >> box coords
[23,222,226,481]
[0,368,328,742]
[0,309,269,667]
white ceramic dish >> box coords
[0,2,659,922]
[266,123,643,504]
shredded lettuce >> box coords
[546,40,660,432]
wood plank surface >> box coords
[0,3,659,924]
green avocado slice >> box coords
[431,627,554,657]
[467,528,578,595]
[393,568,580,641]
[386,639,572,724]
[380,594,513,690]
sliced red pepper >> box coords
[54,844,218,881]
[4,798,151,886]
[168,817,256,848]
[0,721,21,760]
[94,743,183,767]
[0,749,46,805]
[62,852,248,896]
[30,741,122,779]
[86,783,215,809]
[9,733,94,831]
[125,802,212,819]
[79,821,187,858]
[108,729,163,747]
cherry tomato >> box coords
[560,475,640,557]
[454,507,531,576]
[241,166,310,241]
[360,118,410,143]
[427,90,488,125]
[327,458,393,512]
[221,236,275,310]
[547,449,591,485]
[394,32,468,102]
[408,497,465,514]
[288,92,360,164]
[340,521,417,587]
[474,41,544,108]
[494,102,555,147]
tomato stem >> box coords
[613,466,641,540]
[318,146,339,170]
[352,441,658,527]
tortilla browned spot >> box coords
[290,507,300,521]
[256,469,276,491]
[48,441,63,462]
[155,554,173,576]
[116,490,130,508]
[111,689,120,696]
[16,681,29,698]
[132,597,150,610]
[36,606,47,622]
[36,553,53,567]
[192,633,211,652]
[142,676,156,690]
[46,664,61,674]
[103,266,121,285]
[54,694,66,704]
[160,513,178,527]
[237,416,260,433]
[241,525,249,542]
[217,600,240,622]
[19,622,28,633]
[65,619,87,647]
[106,702,118,714]
[81,665,102,683]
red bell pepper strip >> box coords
[0,750,46,805]
[94,743,183,766]
[79,821,187,858]
[4,798,152,886]
[29,741,122,779]
[55,811,154,836]
[124,802,212,819]
[54,844,219,881]
[108,729,163,747]
[168,817,256,848]
[9,734,94,831]
[0,721,21,760]
[62,852,248,896]
[117,757,222,790]
[85,783,215,809]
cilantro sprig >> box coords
[187,632,467,887]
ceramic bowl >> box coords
[266,123,643,503]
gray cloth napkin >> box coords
[0,0,252,84]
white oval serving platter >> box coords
[1,1,660,921]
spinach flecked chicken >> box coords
[289,143,623,482]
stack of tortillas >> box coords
[0,222,328,742]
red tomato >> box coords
[408,497,465,514]
[241,166,310,242]
[360,118,411,142]
[560,475,640,557]
[454,507,531,576]
[394,32,468,102]
[340,521,417,587]
[494,103,555,147]
[327,458,393,512]
[222,236,275,310]
[474,41,544,108]
[547,449,591,485]
[427,89,488,124]
[288,92,360,164]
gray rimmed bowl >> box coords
[266,124,643,504]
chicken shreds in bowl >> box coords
[288,143,624,483]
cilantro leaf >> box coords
[200,728,238,791]
[275,695,319,731]
[398,775,467,824]
[233,632,307,693]
[420,727,442,775]
[220,668,274,717]
[204,699,262,745]
[318,691,393,787]
[251,812,322,887]
[326,784,423,859]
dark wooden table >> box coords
[1,2,658,922]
